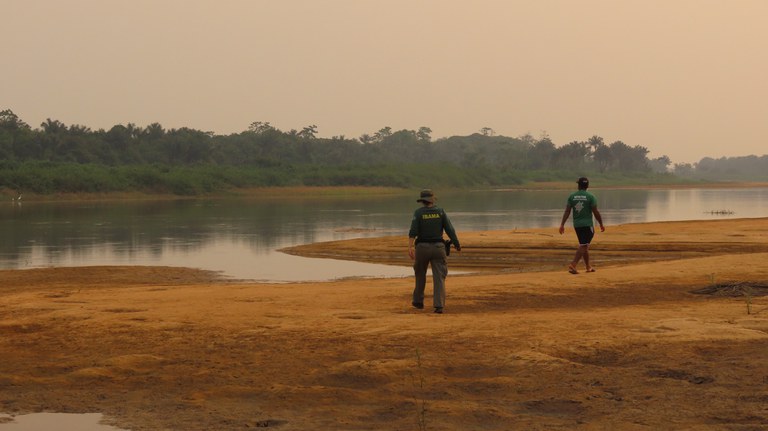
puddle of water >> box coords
[0,413,128,431]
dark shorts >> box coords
[575,226,595,246]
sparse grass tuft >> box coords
[411,348,428,431]
[690,280,768,315]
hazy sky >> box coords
[2,0,766,164]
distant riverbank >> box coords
[5,181,768,203]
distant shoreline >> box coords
[3,182,768,202]
[488,180,768,191]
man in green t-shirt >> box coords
[408,189,461,314]
[558,177,605,274]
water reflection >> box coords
[1,188,766,281]
[643,188,768,221]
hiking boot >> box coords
[411,302,424,309]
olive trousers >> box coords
[412,242,448,309]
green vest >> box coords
[409,206,459,246]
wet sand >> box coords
[1,218,768,430]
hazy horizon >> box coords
[3,0,767,165]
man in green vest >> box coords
[559,177,605,274]
[408,189,461,314]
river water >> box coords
[1,187,767,282]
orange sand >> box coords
[1,218,768,430]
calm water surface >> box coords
[1,188,766,281]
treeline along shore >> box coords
[3,109,768,197]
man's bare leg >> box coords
[569,245,587,273]
[583,246,591,271]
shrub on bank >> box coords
[0,161,692,197]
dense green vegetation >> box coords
[1,109,764,196]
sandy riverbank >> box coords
[1,218,768,430]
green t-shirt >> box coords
[567,190,597,228]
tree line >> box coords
[1,108,764,195]
[0,109,663,169]
[672,155,768,181]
